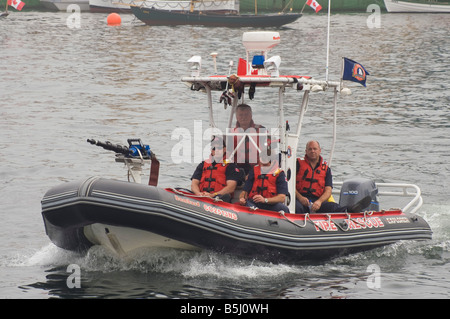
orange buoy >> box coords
[107,13,121,26]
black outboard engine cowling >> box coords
[339,178,379,211]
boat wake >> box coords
[22,243,301,280]
[331,203,450,267]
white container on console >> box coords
[242,31,281,53]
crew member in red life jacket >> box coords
[295,140,371,214]
[191,136,243,203]
[229,103,266,176]
[239,140,289,213]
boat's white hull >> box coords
[40,0,90,11]
[89,0,131,12]
[84,223,200,256]
[384,0,450,12]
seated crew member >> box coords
[231,103,266,176]
[191,136,242,203]
[239,141,289,213]
[295,140,371,214]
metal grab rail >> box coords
[332,182,423,215]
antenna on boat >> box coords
[325,0,331,82]
[210,52,218,74]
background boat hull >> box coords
[130,6,302,27]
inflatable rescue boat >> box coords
[41,31,432,263]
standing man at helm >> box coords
[230,103,266,176]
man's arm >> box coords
[296,190,310,207]
[252,193,286,204]
[191,179,202,195]
[310,186,332,212]
[239,190,248,205]
[216,180,237,196]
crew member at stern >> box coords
[191,136,243,203]
[295,140,371,214]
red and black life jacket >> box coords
[199,161,228,193]
[231,122,265,165]
[248,164,281,199]
[295,156,328,198]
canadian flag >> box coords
[8,0,25,10]
[306,0,322,13]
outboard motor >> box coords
[339,178,379,211]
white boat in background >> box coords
[89,0,239,14]
[89,0,131,12]
[40,0,90,11]
[384,0,450,12]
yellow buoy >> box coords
[107,13,121,26]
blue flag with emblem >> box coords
[342,57,369,87]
